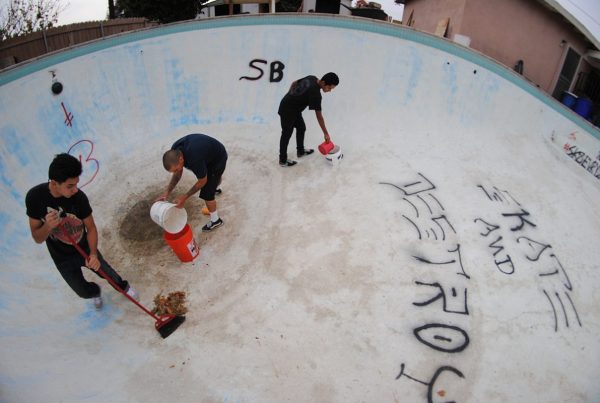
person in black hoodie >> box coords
[277,72,339,167]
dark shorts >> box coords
[199,157,227,201]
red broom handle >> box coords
[57,222,160,320]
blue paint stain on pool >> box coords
[1,128,31,166]
[406,47,422,103]
[0,224,36,260]
[0,132,32,257]
[443,60,458,116]
[36,102,81,148]
[0,296,6,310]
[166,58,200,128]
[0,211,10,232]
[0,373,17,387]
[0,372,45,390]
[77,300,122,332]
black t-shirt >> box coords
[278,75,322,115]
[25,183,92,264]
[171,133,228,179]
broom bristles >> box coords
[156,315,186,339]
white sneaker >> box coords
[126,286,138,300]
[93,295,103,310]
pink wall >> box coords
[404,0,467,39]
[403,0,591,93]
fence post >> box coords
[100,21,105,38]
[42,29,49,53]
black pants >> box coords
[279,111,306,163]
[55,251,129,299]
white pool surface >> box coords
[1,14,599,403]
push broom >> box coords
[58,222,185,339]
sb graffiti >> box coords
[239,59,285,82]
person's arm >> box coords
[174,176,208,208]
[82,214,101,271]
[157,169,183,201]
[28,210,60,244]
[315,110,331,143]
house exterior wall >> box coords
[461,0,589,92]
[403,0,591,94]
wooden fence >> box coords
[0,18,159,69]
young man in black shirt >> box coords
[278,72,339,167]
[25,153,137,310]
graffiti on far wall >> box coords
[239,59,285,82]
[60,102,74,127]
[67,140,99,188]
[563,143,600,181]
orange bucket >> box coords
[163,224,200,262]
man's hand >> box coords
[44,210,61,230]
[174,195,188,209]
[86,254,101,271]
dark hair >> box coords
[321,72,339,86]
[163,149,182,170]
[48,153,82,183]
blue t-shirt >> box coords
[171,134,228,179]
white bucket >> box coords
[150,201,188,234]
[325,145,343,166]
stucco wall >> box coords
[461,0,589,91]
[403,0,591,93]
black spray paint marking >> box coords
[475,184,582,332]
[396,363,466,403]
[382,172,471,401]
[563,144,600,180]
[239,59,285,82]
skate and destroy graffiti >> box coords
[381,173,471,402]
[474,184,582,332]
[381,173,583,402]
